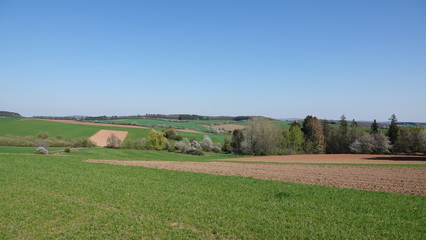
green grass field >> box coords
[0,147,425,239]
[0,118,225,144]
[91,118,247,131]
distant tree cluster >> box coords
[229,114,426,156]
[0,111,22,118]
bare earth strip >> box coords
[25,119,202,133]
[85,160,426,196]
[89,130,128,147]
[217,154,426,165]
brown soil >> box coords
[89,130,128,147]
[25,119,202,134]
[86,160,426,196]
[204,124,246,131]
[216,154,426,165]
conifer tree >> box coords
[371,119,379,134]
[387,114,399,145]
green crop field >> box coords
[91,118,247,131]
[0,118,225,144]
[0,147,424,239]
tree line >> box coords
[229,114,426,155]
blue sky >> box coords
[1,0,425,121]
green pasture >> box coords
[0,118,225,144]
[92,118,247,131]
[0,147,424,239]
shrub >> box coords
[163,128,180,140]
[148,130,168,150]
[222,136,231,152]
[201,135,214,151]
[174,138,205,155]
[36,132,50,139]
[36,147,48,154]
[106,134,121,148]
[35,139,49,149]
[350,132,391,154]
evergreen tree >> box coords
[371,119,379,134]
[387,114,399,145]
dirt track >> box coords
[89,130,128,147]
[218,154,426,165]
[86,160,426,196]
[25,119,202,133]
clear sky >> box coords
[1,0,425,121]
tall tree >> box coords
[302,116,325,153]
[231,129,244,154]
[371,119,379,134]
[336,115,351,153]
[349,119,360,145]
[287,122,304,153]
[387,114,399,145]
[350,119,358,128]
[322,120,337,153]
[244,120,280,155]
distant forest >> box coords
[0,111,22,118]
[33,114,258,121]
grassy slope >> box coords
[0,118,224,143]
[94,119,247,131]
[0,151,424,239]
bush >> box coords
[163,128,180,140]
[35,139,49,149]
[174,138,205,155]
[64,148,71,153]
[36,147,48,154]
[222,136,231,152]
[148,130,168,150]
[350,132,391,154]
[36,132,50,139]
[201,135,214,151]
[106,134,122,148]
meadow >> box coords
[1,117,425,239]
[87,118,296,131]
[0,146,425,239]
[0,118,225,144]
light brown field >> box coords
[89,130,128,147]
[24,119,202,133]
[86,159,426,195]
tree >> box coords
[222,135,231,153]
[387,114,399,145]
[163,128,181,140]
[302,116,325,153]
[371,119,379,134]
[148,130,168,150]
[350,119,358,128]
[350,132,391,154]
[349,119,360,144]
[286,123,304,153]
[393,127,426,154]
[231,129,244,154]
[243,120,280,155]
[336,115,351,153]
[322,120,336,153]
[106,134,121,148]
